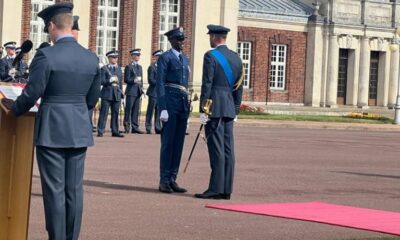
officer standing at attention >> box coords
[0,41,17,81]
[157,27,190,193]
[97,50,124,137]
[194,25,243,200]
[124,48,145,134]
[145,49,163,134]
[1,3,101,239]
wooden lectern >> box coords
[0,83,35,240]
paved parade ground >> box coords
[28,120,400,240]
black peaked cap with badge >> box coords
[130,48,141,56]
[164,27,185,40]
[106,50,119,58]
[207,24,230,35]
[38,2,74,33]
[3,41,17,49]
[152,50,163,56]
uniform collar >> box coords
[170,48,181,60]
[108,64,118,67]
[56,33,74,43]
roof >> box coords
[239,0,314,22]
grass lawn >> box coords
[191,112,394,124]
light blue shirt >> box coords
[56,33,74,42]
[170,48,182,60]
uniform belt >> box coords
[165,83,189,95]
[42,95,86,104]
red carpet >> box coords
[206,201,400,236]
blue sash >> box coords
[210,49,234,90]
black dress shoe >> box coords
[194,191,221,199]
[155,131,161,135]
[170,182,187,193]
[97,133,103,137]
[220,194,231,200]
[159,183,173,193]
[112,133,124,138]
[132,129,145,134]
[146,130,152,134]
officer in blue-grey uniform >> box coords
[194,25,243,200]
[0,41,18,81]
[124,48,145,134]
[145,49,163,134]
[97,50,124,137]
[157,27,190,193]
[2,3,101,239]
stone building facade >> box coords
[306,0,400,108]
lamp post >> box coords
[390,29,400,124]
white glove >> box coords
[8,68,16,78]
[160,110,169,122]
[234,116,238,122]
[200,113,209,125]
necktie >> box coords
[179,54,183,65]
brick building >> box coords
[238,0,311,104]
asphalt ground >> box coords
[28,119,400,240]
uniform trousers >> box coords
[97,99,120,135]
[159,111,188,184]
[204,117,235,194]
[145,96,161,133]
[124,95,141,130]
[36,146,87,240]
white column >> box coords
[358,37,371,108]
[304,22,324,106]
[319,30,330,107]
[326,34,339,107]
[388,49,399,108]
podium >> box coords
[0,83,35,240]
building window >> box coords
[29,0,55,59]
[270,44,287,90]
[96,0,120,60]
[159,0,180,51]
[237,41,251,88]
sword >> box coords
[183,99,212,173]
[183,124,203,173]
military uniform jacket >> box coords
[124,62,143,97]
[146,63,157,98]
[156,49,190,112]
[0,56,27,81]
[12,37,101,148]
[100,64,123,101]
[200,45,243,118]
